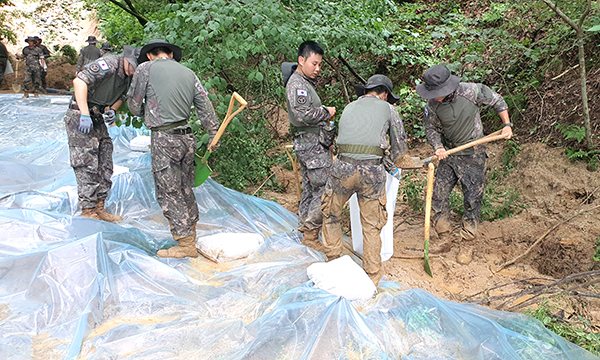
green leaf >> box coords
[255,72,264,81]
[587,25,600,33]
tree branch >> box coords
[541,0,579,31]
[338,55,366,85]
[107,0,147,26]
[577,0,592,29]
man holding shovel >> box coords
[284,41,336,252]
[20,36,44,98]
[416,64,513,265]
[127,39,219,258]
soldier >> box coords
[101,42,113,55]
[416,64,513,265]
[76,35,102,73]
[64,45,141,221]
[127,39,219,258]
[34,36,51,93]
[0,36,7,85]
[284,40,336,252]
[322,75,407,285]
[21,36,44,98]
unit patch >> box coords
[297,89,307,104]
[89,63,100,73]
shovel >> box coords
[405,130,508,168]
[194,92,247,186]
[12,60,21,93]
[423,162,435,277]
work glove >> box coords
[208,132,220,152]
[79,114,93,133]
[103,109,116,125]
[390,167,402,181]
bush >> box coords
[60,45,77,65]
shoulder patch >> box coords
[89,63,100,73]
[297,89,307,97]
[296,89,308,104]
[98,59,109,71]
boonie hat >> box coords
[123,45,142,70]
[101,42,113,51]
[25,36,37,43]
[354,74,400,104]
[138,39,182,64]
[85,35,99,44]
[416,65,461,100]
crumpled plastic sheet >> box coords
[0,94,597,360]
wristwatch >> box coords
[504,122,513,127]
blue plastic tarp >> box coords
[0,94,597,359]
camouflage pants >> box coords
[0,58,6,84]
[432,152,486,239]
[24,65,42,93]
[294,133,332,232]
[64,108,114,210]
[41,68,47,90]
[322,158,387,276]
[151,129,199,238]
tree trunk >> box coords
[578,29,593,148]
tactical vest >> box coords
[336,97,389,159]
[430,95,480,155]
[89,60,129,109]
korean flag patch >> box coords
[98,59,109,71]
[297,89,307,104]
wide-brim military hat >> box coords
[123,45,142,70]
[138,39,182,64]
[101,42,113,51]
[354,74,400,104]
[86,35,99,44]
[416,64,461,100]
[25,36,37,43]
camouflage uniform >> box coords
[322,94,407,280]
[424,82,508,238]
[76,44,102,73]
[127,57,219,238]
[64,54,130,210]
[22,46,43,93]
[0,42,7,84]
[285,70,332,233]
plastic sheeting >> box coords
[0,94,597,360]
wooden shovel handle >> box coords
[424,163,435,241]
[426,130,508,162]
[208,92,247,152]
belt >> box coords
[153,126,192,135]
[337,154,382,166]
[153,120,189,131]
[337,144,384,156]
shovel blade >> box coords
[424,237,433,277]
[12,84,21,93]
[194,153,212,187]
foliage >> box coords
[594,237,600,262]
[400,171,426,213]
[502,140,521,172]
[556,124,600,171]
[526,302,600,356]
[59,45,78,65]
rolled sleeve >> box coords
[476,84,509,113]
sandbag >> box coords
[130,135,151,152]
[197,232,265,262]
[306,255,376,302]
[349,172,399,261]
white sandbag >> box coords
[349,172,399,261]
[130,135,151,152]
[111,164,129,178]
[197,232,265,262]
[307,255,376,302]
[50,97,71,104]
[4,60,13,76]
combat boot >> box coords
[157,232,199,258]
[429,231,453,254]
[34,93,39,98]
[301,228,325,252]
[95,199,123,222]
[23,93,29,99]
[81,208,101,220]
[456,220,477,265]
[368,270,385,287]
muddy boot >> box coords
[23,93,29,98]
[301,228,325,252]
[456,243,474,265]
[430,231,453,254]
[95,199,123,222]
[157,232,199,258]
[368,269,385,287]
[81,208,101,220]
[34,93,39,98]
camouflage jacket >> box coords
[22,46,43,69]
[424,82,508,153]
[285,71,330,130]
[126,57,219,133]
[76,44,102,72]
[76,54,129,109]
